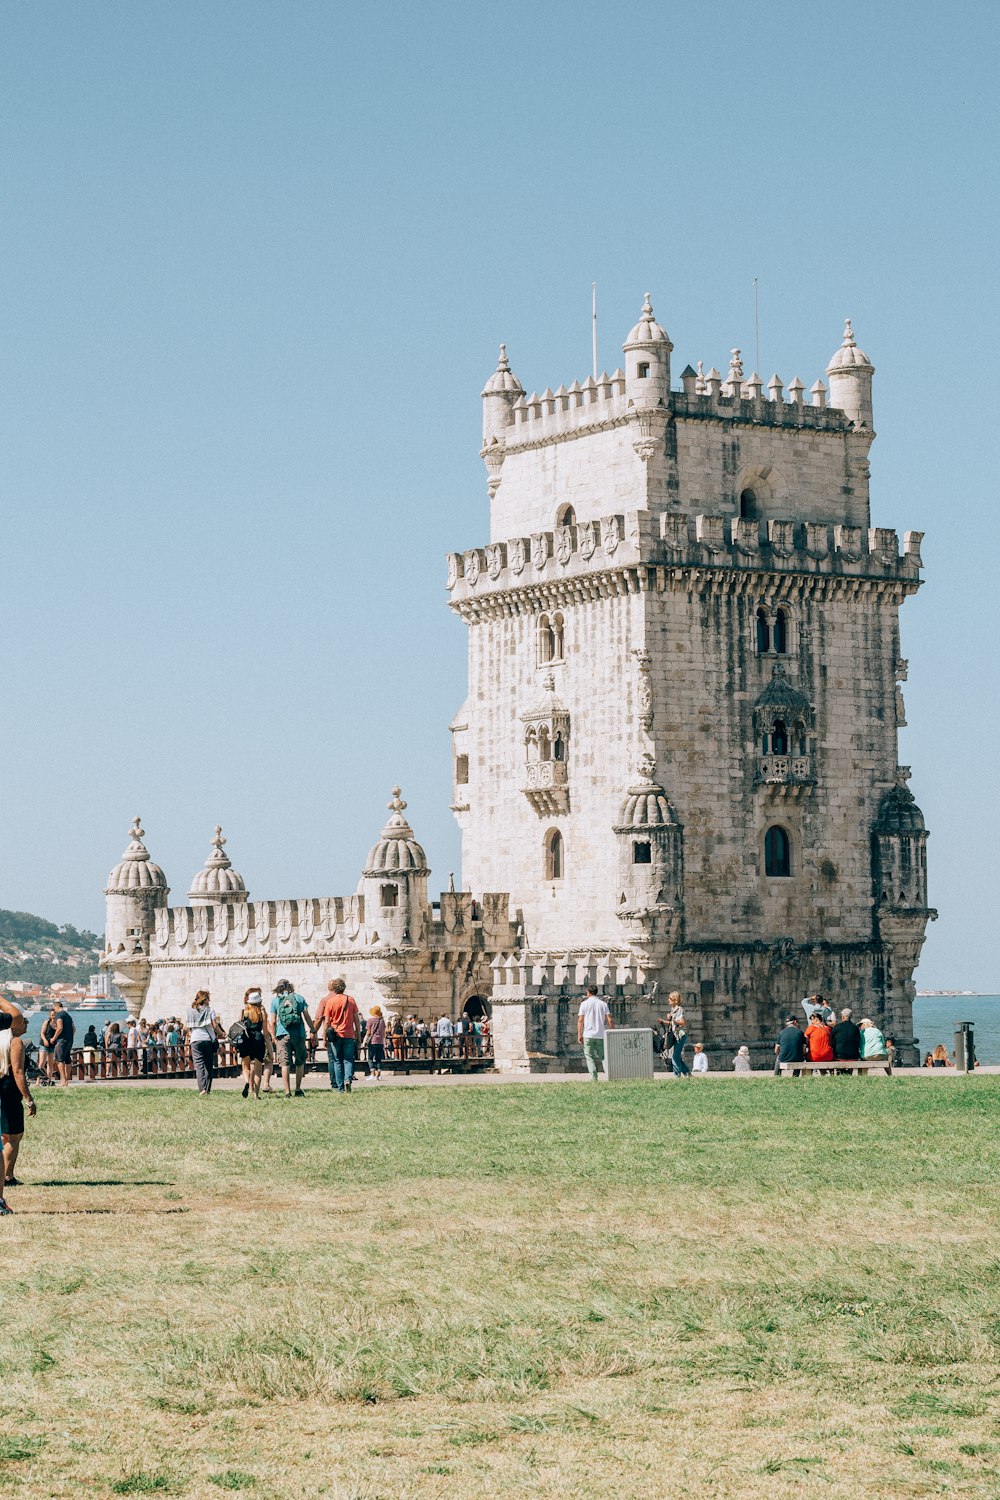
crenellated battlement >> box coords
[149,889,515,962]
[447,510,924,607]
[495,366,852,454]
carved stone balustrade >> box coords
[521,759,570,816]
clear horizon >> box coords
[1,1,997,989]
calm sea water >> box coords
[18,997,1000,1065]
[913,996,1000,1065]
[23,1006,126,1048]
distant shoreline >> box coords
[915,991,994,998]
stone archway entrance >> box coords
[463,994,492,1020]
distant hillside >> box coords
[0,909,102,989]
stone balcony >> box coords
[522,759,570,816]
[756,755,815,800]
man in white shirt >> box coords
[577,985,614,1082]
[691,1043,709,1074]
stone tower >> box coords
[102,817,169,1016]
[447,298,934,1068]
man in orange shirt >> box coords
[316,978,362,1093]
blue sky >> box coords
[1,1,997,987]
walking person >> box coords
[666,992,690,1077]
[366,1005,387,1081]
[577,984,613,1081]
[1,1008,36,1197]
[236,988,269,1099]
[269,980,315,1098]
[186,990,225,1095]
[49,1000,76,1086]
[315,979,361,1093]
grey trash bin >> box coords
[605,1028,655,1081]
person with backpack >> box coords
[269,980,316,1098]
[186,990,226,1095]
[232,987,270,1099]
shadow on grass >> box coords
[29,1179,174,1187]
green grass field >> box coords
[2,1077,1000,1498]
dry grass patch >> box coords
[1,1079,999,1496]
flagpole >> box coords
[592,282,598,379]
[753,277,760,374]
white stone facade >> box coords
[103,302,934,1067]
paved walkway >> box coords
[49,1064,1000,1092]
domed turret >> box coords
[361,788,430,945]
[105,816,168,895]
[364,789,430,876]
[826,319,874,430]
[103,819,169,1013]
[481,342,524,447]
[613,758,684,922]
[875,770,926,836]
[188,826,248,904]
[873,768,929,913]
[623,293,672,409]
[481,344,524,498]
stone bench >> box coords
[779,1058,892,1077]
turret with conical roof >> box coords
[188,826,248,905]
[481,344,524,498]
[360,788,430,946]
[622,292,672,410]
[104,816,169,955]
[102,817,169,1016]
[827,318,874,430]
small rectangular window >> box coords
[455,754,469,785]
[380,884,399,908]
[637,362,650,379]
[633,841,652,864]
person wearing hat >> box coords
[733,1045,752,1074]
[774,1015,806,1075]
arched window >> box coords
[552,612,565,661]
[764,826,791,878]
[771,720,788,756]
[455,753,469,785]
[538,726,551,761]
[544,828,564,881]
[756,608,770,654]
[556,504,576,527]
[773,608,788,655]
[553,732,565,761]
[794,721,807,756]
[740,488,759,519]
[526,728,538,763]
[538,614,555,664]
[633,841,652,864]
